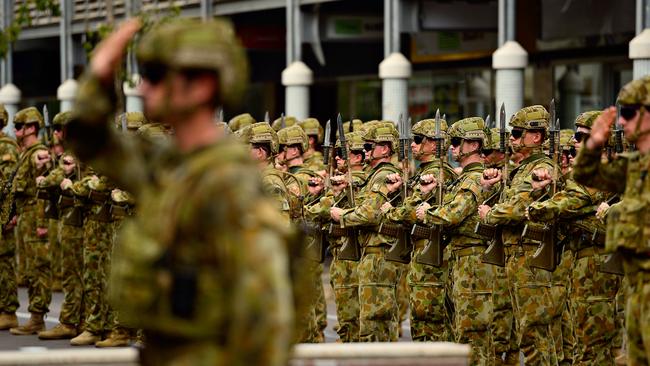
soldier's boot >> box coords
[70,330,101,346]
[38,323,77,340]
[9,313,45,335]
[0,313,18,330]
[95,329,131,348]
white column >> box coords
[468,75,490,118]
[558,67,583,128]
[0,83,20,137]
[493,41,527,120]
[379,52,411,123]
[123,74,143,113]
[631,29,650,79]
[282,62,312,120]
[57,79,78,112]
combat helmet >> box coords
[574,111,601,130]
[412,118,449,139]
[14,107,44,129]
[559,129,575,151]
[509,105,550,131]
[116,112,147,131]
[272,116,298,131]
[343,119,364,134]
[335,131,365,151]
[53,111,73,127]
[0,105,8,128]
[617,75,650,106]
[448,117,487,145]
[137,18,249,108]
[364,121,398,150]
[484,128,503,151]
[278,124,309,152]
[228,113,256,132]
[299,118,324,143]
[249,122,279,155]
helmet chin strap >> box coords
[455,140,480,161]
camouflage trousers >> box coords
[82,219,113,334]
[506,247,556,366]
[613,275,629,350]
[358,247,402,342]
[17,208,52,314]
[15,220,26,285]
[314,262,327,342]
[621,257,650,366]
[49,218,62,287]
[490,261,519,365]
[551,249,575,366]
[58,221,84,327]
[293,257,319,343]
[451,248,495,366]
[407,242,452,342]
[0,228,18,314]
[397,263,409,326]
[329,252,359,342]
[570,251,621,365]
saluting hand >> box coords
[586,106,617,150]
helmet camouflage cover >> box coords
[136,18,249,108]
[485,128,502,150]
[617,75,650,105]
[53,111,73,126]
[228,113,256,132]
[574,110,601,129]
[116,112,147,130]
[364,121,399,150]
[0,104,8,128]
[559,129,574,151]
[335,131,365,151]
[271,116,298,131]
[412,118,449,139]
[248,122,279,155]
[448,117,487,145]
[509,105,550,131]
[277,124,309,152]
[343,119,364,134]
[14,107,44,129]
[299,118,324,143]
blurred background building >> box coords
[0,0,647,130]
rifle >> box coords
[479,104,508,266]
[529,99,560,271]
[386,114,413,264]
[42,105,51,147]
[614,105,624,154]
[336,114,361,261]
[416,109,445,267]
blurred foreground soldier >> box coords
[0,104,19,330]
[417,118,494,364]
[67,18,293,365]
[10,107,52,335]
[330,122,403,342]
[573,75,650,365]
[478,105,559,365]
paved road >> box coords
[0,259,412,351]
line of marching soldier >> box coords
[229,76,650,365]
[0,106,171,347]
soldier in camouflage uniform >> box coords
[306,131,367,342]
[277,124,326,343]
[528,110,621,365]
[48,113,66,292]
[9,107,53,335]
[300,118,325,172]
[330,122,403,342]
[228,113,256,133]
[573,75,650,366]
[67,18,293,365]
[478,105,560,365]
[382,118,457,342]
[412,117,495,364]
[0,105,19,330]
[37,111,85,340]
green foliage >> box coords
[0,0,60,58]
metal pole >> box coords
[645,0,650,32]
[0,0,6,85]
[506,0,515,42]
[498,0,505,46]
[4,0,11,84]
[294,0,301,61]
[286,0,294,66]
[384,0,391,57]
[391,0,400,54]
[638,0,644,34]
[66,0,73,79]
[200,0,213,21]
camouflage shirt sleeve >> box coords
[38,167,65,188]
[340,168,393,228]
[527,178,595,222]
[423,172,482,227]
[573,144,627,194]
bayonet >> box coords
[42,105,51,146]
[323,119,332,188]
[485,115,491,129]
[264,111,270,124]
[615,104,624,154]
[281,113,286,129]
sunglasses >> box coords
[450,137,463,148]
[140,62,169,85]
[573,131,589,143]
[63,160,74,165]
[413,135,425,145]
[620,105,643,121]
[334,147,344,158]
[53,125,63,132]
[14,123,24,131]
[363,143,374,152]
[510,128,524,139]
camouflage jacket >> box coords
[339,161,401,248]
[262,163,291,225]
[68,73,294,362]
[0,133,18,182]
[384,159,457,226]
[303,150,324,171]
[484,151,559,246]
[12,142,49,226]
[574,146,650,255]
[422,162,489,248]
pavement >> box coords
[0,257,411,351]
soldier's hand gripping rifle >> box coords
[530,99,560,271]
[337,113,361,261]
[416,109,445,267]
[386,114,413,264]
[479,104,508,266]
